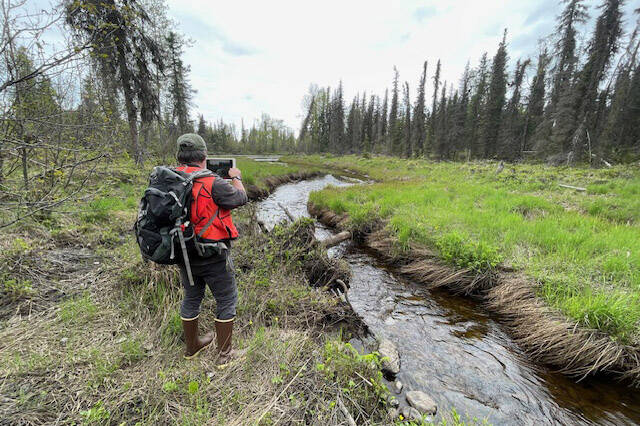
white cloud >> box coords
[167,0,638,133]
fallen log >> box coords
[277,202,296,222]
[558,183,586,192]
[321,231,352,248]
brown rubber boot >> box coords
[215,317,244,367]
[182,317,213,360]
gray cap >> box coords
[177,133,207,153]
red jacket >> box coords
[176,165,239,242]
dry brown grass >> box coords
[0,205,391,425]
[309,203,640,387]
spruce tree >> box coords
[65,0,165,164]
[429,59,441,149]
[389,67,401,154]
[403,82,412,158]
[465,53,489,158]
[526,49,549,153]
[601,18,640,156]
[550,0,589,108]
[197,114,206,137]
[499,59,530,160]
[569,0,625,162]
[166,31,194,134]
[436,84,448,158]
[345,97,357,153]
[412,61,428,157]
[379,89,389,149]
[329,82,345,153]
[454,63,471,159]
[482,31,509,158]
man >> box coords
[174,133,247,364]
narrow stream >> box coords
[256,174,640,426]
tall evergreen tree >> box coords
[389,67,401,154]
[601,17,640,156]
[550,0,589,108]
[499,59,530,160]
[379,89,389,150]
[465,53,489,158]
[345,96,357,153]
[196,114,206,137]
[65,0,165,164]
[329,82,345,153]
[526,49,550,153]
[403,82,412,158]
[453,63,472,159]
[436,83,448,158]
[411,61,428,157]
[569,0,625,162]
[429,59,442,150]
[482,31,509,158]
[166,31,194,134]
[363,94,375,152]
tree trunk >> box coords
[124,94,141,164]
[117,49,142,165]
[570,118,586,165]
[21,146,28,190]
[0,127,5,187]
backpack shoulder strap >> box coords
[184,169,214,184]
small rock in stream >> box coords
[377,338,400,376]
[406,390,437,415]
[393,379,403,393]
[400,405,423,422]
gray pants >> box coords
[178,253,237,320]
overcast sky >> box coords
[167,0,635,133]
[34,0,638,133]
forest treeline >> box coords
[299,0,640,164]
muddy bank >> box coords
[308,203,640,388]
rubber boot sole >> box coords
[215,349,247,370]
[183,339,213,360]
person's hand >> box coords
[228,167,241,179]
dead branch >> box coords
[321,231,351,248]
[337,394,357,426]
[277,201,296,222]
[558,183,586,192]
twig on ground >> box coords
[558,183,586,192]
[255,357,312,424]
[337,394,357,426]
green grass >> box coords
[236,157,307,187]
[303,155,640,345]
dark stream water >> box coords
[255,174,640,426]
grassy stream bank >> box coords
[295,155,640,385]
